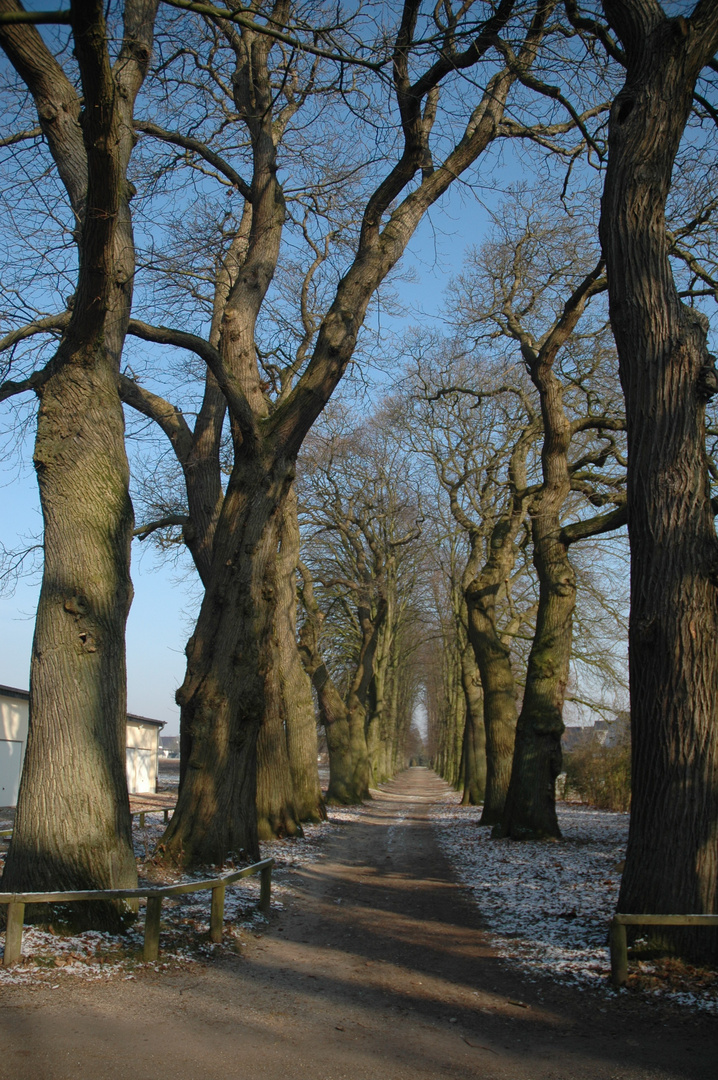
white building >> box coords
[0,684,164,807]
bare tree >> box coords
[406,349,541,821]
[594,0,718,956]
[455,198,627,839]
[297,408,422,799]
[121,0,575,866]
[0,0,158,925]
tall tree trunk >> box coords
[4,353,137,926]
[497,523,574,839]
[0,0,158,927]
[599,1,718,958]
[496,303,578,840]
[465,581,519,824]
[256,649,302,841]
[277,490,325,822]
[161,459,289,865]
[297,568,371,804]
[460,640,486,805]
[459,432,534,823]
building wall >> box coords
[0,690,28,807]
[126,718,162,794]
[0,687,163,805]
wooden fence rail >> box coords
[610,913,718,986]
[0,858,274,968]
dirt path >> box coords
[0,768,714,1080]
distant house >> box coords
[562,712,630,753]
[0,684,164,807]
[159,735,180,757]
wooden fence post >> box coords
[143,896,162,962]
[3,902,25,967]
[610,918,628,987]
[210,884,225,943]
[259,864,271,915]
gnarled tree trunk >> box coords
[599,0,718,958]
[0,0,158,927]
[297,567,371,804]
[460,640,486,806]
[277,490,325,822]
[161,459,290,864]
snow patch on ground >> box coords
[431,794,718,1014]
[0,812,334,985]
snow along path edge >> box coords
[429,793,718,1015]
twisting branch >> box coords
[118,373,194,463]
[127,317,257,444]
[0,311,70,353]
[0,364,53,401]
[134,515,190,540]
[160,0,388,72]
[493,33,605,161]
[563,0,625,65]
[134,120,252,199]
[560,500,627,545]
[0,124,41,146]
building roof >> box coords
[127,713,165,729]
[0,685,164,728]
[0,684,29,701]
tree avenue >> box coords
[115,0,569,866]
[0,0,717,967]
[297,410,423,802]
[407,195,628,839]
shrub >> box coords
[562,734,631,812]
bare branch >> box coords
[560,501,627,546]
[126,318,257,446]
[134,120,252,199]
[118,372,194,463]
[134,514,190,540]
[0,364,52,401]
[0,124,41,146]
[159,0,387,72]
[0,311,70,353]
[0,8,71,25]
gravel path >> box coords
[0,768,714,1080]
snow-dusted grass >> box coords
[0,811,335,986]
[2,788,717,1014]
[431,793,718,1014]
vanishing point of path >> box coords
[0,768,714,1080]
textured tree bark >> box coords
[256,653,302,841]
[256,508,302,841]
[497,327,577,840]
[160,458,290,865]
[3,353,137,925]
[466,589,519,823]
[460,641,486,806]
[0,0,157,927]
[347,593,387,790]
[497,524,574,839]
[599,0,718,958]
[275,490,325,823]
[297,570,371,804]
